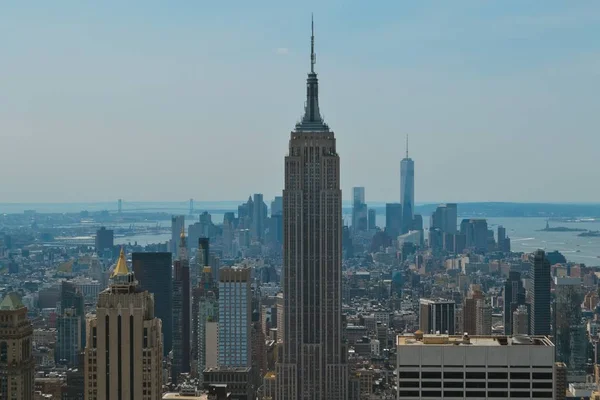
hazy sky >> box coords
[1,1,599,203]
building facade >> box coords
[277,19,348,400]
[84,248,163,400]
[419,299,456,335]
[530,250,552,336]
[132,252,173,357]
[397,333,555,399]
[0,293,34,400]
[400,138,415,235]
[172,231,191,382]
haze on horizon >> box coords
[1,1,599,204]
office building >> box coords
[553,276,586,380]
[497,225,511,252]
[277,19,347,400]
[171,215,185,258]
[351,187,368,233]
[460,219,489,252]
[419,299,456,335]
[132,252,173,356]
[172,230,191,383]
[56,280,85,367]
[218,267,252,367]
[504,271,527,335]
[252,193,267,242]
[397,333,555,399]
[271,196,283,217]
[400,137,415,234]
[476,299,492,335]
[463,287,484,336]
[530,250,551,336]
[368,208,376,230]
[84,248,163,400]
[0,292,34,400]
[193,257,219,383]
[430,203,457,234]
[95,226,114,254]
[513,305,529,335]
[385,203,402,239]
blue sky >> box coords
[0,1,599,203]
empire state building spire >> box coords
[296,15,329,132]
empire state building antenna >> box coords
[311,13,316,73]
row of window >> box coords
[400,381,553,389]
[399,371,553,380]
[399,390,553,398]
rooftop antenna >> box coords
[311,13,316,73]
[406,135,409,158]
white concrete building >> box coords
[397,333,555,399]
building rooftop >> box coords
[397,334,554,347]
[0,292,25,310]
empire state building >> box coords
[277,18,348,400]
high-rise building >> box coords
[193,262,219,383]
[351,187,367,233]
[419,299,455,335]
[530,250,551,336]
[400,137,414,235]
[271,196,283,217]
[172,229,191,383]
[385,203,402,240]
[84,249,163,400]
[132,252,173,356]
[171,215,185,258]
[512,305,529,335]
[95,227,114,255]
[56,281,85,367]
[460,218,489,252]
[504,271,527,335]
[277,19,347,400]
[475,299,492,335]
[430,203,457,234]
[218,267,252,367]
[463,287,484,336]
[252,194,267,242]
[367,208,376,230]
[553,276,586,380]
[397,333,556,400]
[0,292,34,400]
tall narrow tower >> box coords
[172,228,191,383]
[400,136,415,234]
[277,17,348,400]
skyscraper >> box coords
[56,280,85,367]
[0,292,34,400]
[95,226,114,255]
[252,193,267,242]
[171,215,185,258]
[503,271,526,335]
[385,203,402,239]
[351,187,367,233]
[277,18,347,400]
[132,252,173,356]
[419,298,455,335]
[400,137,414,234]
[529,249,551,336]
[554,276,586,380]
[84,249,163,400]
[367,208,376,230]
[193,261,219,383]
[218,267,252,367]
[172,229,191,383]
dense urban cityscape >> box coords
[2,7,600,400]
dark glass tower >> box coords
[172,231,191,383]
[529,250,551,335]
[277,17,347,400]
[132,252,173,356]
[400,137,414,234]
[503,271,526,335]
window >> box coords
[399,390,419,397]
[489,382,508,388]
[421,371,441,379]
[444,381,463,388]
[511,382,530,389]
[532,382,552,389]
[399,381,419,388]
[444,391,464,397]
[532,372,552,380]
[510,372,530,380]
[422,381,441,388]
[421,391,441,397]
[466,391,486,397]
[444,371,464,379]
[488,372,508,379]
[489,391,508,398]
[399,371,419,379]
[466,381,486,389]
[510,391,531,398]
[532,392,553,398]
[466,372,486,379]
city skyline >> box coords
[1,2,599,203]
